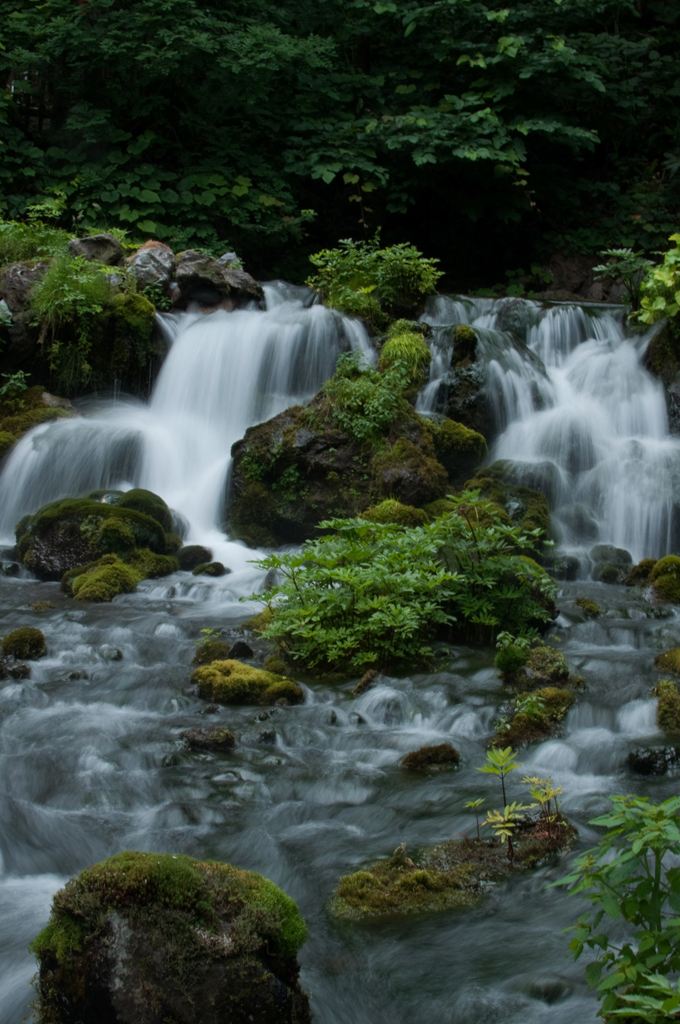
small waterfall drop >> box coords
[0,286,370,563]
[419,296,680,564]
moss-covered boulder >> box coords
[401,743,461,772]
[69,556,142,602]
[192,660,304,706]
[329,818,575,919]
[445,325,494,439]
[192,561,228,577]
[574,597,600,618]
[193,639,232,665]
[589,544,632,584]
[649,555,680,603]
[656,679,680,732]
[126,547,179,578]
[361,499,428,527]
[181,727,236,751]
[625,558,658,587]
[654,648,680,675]
[30,850,310,1024]
[17,489,175,580]
[378,322,431,385]
[465,462,552,551]
[496,644,582,691]
[177,544,212,571]
[425,418,487,484]
[2,626,47,659]
[492,687,575,747]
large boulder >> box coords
[68,232,124,265]
[126,240,175,295]
[31,851,310,1024]
[445,325,493,438]
[0,262,49,363]
[173,250,263,310]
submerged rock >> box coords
[31,850,310,1024]
[192,561,229,577]
[192,660,304,706]
[627,745,680,775]
[177,544,213,571]
[181,727,236,751]
[590,544,632,584]
[401,743,461,772]
[2,626,46,660]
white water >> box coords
[0,285,370,567]
[420,296,680,563]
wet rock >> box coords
[228,640,253,659]
[100,645,123,661]
[627,745,680,775]
[31,600,57,612]
[31,850,310,1024]
[560,503,599,541]
[625,558,657,587]
[520,975,573,1005]
[401,743,461,772]
[352,669,378,697]
[193,659,304,706]
[649,555,680,603]
[653,648,680,675]
[174,250,263,310]
[494,687,575,748]
[193,639,232,665]
[262,567,279,590]
[465,461,552,551]
[552,555,580,581]
[0,656,30,680]
[192,561,229,577]
[177,544,212,571]
[0,262,49,362]
[181,726,235,751]
[68,232,124,265]
[574,597,600,619]
[2,561,20,576]
[200,703,220,715]
[1,626,46,660]
[263,654,287,675]
[258,729,277,745]
[590,544,632,584]
[126,240,175,294]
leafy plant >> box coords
[561,795,680,1019]
[635,235,680,335]
[193,627,222,648]
[0,370,30,412]
[142,281,172,312]
[522,775,562,837]
[321,351,411,442]
[593,248,654,310]
[609,971,680,1022]
[247,492,557,674]
[0,219,71,265]
[476,746,522,806]
[465,798,484,841]
[483,802,533,863]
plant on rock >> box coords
[635,235,680,336]
[562,795,680,1020]
[248,492,557,674]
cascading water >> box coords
[418,295,680,564]
[2,289,680,1024]
[0,285,370,565]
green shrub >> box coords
[307,235,442,326]
[635,234,680,335]
[494,643,529,675]
[322,351,411,442]
[2,626,47,659]
[0,219,71,265]
[249,491,557,674]
[361,499,428,527]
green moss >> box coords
[401,743,460,772]
[243,608,274,635]
[71,558,141,602]
[592,561,623,584]
[192,659,303,705]
[494,686,574,747]
[656,679,680,732]
[116,488,173,533]
[192,561,227,577]
[95,516,136,554]
[22,496,168,556]
[425,418,487,479]
[263,654,288,674]
[0,405,74,439]
[494,644,529,674]
[361,499,428,527]
[177,545,212,571]
[653,574,680,603]
[31,850,307,970]
[371,437,448,503]
[2,626,47,659]
[112,291,155,338]
[654,648,680,675]
[625,558,657,586]
[464,464,551,542]
[193,640,232,665]
[379,329,431,385]
[575,597,600,618]
[164,532,183,553]
[126,548,179,578]
[453,324,478,362]
[0,430,16,456]
[32,601,56,612]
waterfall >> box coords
[419,296,680,564]
[0,285,370,563]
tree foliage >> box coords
[1,0,678,276]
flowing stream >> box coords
[0,291,679,1023]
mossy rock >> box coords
[192,660,304,706]
[654,649,680,675]
[371,435,448,506]
[493,687,575,747]
[464,462,552,549]
[32,601,56,612]
[242,608,274,635]
[379,327,431,386]
[71,557,142,602]
[656,679,680,732]
[650,555,680,603]
[193,639,232,665]
[499,644,573,689]
[127,548,179,578]
[2,626,47,659]
[401,743,460,772]
[0,430,16,457]
[115,487,174,533]
[30,850,310,1024]
[574,597,600,618]
[181,727,236,751]
[494,643,529,675]
[592,561,625,584]
[425,418,487,484]
[263,654,288,675]
[590,545,632,583]
[192,561,228,577]
[625,558,658,587]
[177,544,212,571]
[18,492,172,580]
[329,818,575,920]
[361,499,428,527]
[453,324,477,362]
[0,403,74,444]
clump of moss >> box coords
[116,487,173,533]
[654,648,680,675]
[625,558,658,587]
[192,561,228,577]
[30,850,308,1016]
[361,499,428,527]
[0,430,16,456]
[71,558,141,602]
[31,601,56,612]
[453,324,477,362]
[371,436,448,505]
[2,626,47,659]
[656,679,680,732]
[126,548,179,578]
[177,544,212,571]
[401,743,460,772]
[192,659,304,706]
[494,644,529,675]
[379,328,431,385]
[193,639,232,665]
[493,687,575,747]
[498,644,573,688]
[263,654,288,675]
[425,418,487,481]
[329,817,574,920]
[575,597,600,618]
[650,555,680,603]
[243,608,274,635]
